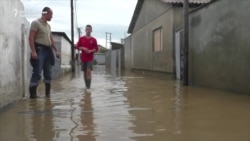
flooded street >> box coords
[1,66,250,141]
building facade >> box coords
[124,0,185,77]
[0,0,30,108]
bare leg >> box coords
[85,68,92,89]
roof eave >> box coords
[127,0,144,34]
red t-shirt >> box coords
[76,36,98,62]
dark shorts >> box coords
[81,61,93,72]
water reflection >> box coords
[173,81,183,134]
[29,99,55,141]
[91,66,136,141]
[77,92,96,140]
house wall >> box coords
[121,47,125,69]
[60,37,71,68]
[131,0,175,73]
[95,53,105,65]
[0,0,30,108]
[173,7,184,30]
[105,51,111,69]
[52,34,71,77]
[189,0,250,93]
[124,35,132,69]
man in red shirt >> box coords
[77,24,98,92]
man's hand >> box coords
[55,51,61,58]
[79,47,91,54]
[89,49,96,53]
[31,51,38,59]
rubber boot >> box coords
[45,83,51,98]
[29,86,37,99]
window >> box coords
[153,27,163,52]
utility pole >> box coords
[183,0,189,85]
[71,0,75,71]
[105,32,112,49]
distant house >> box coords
[124,0,210,78]
[111,42,125,69]
[105,42,125,72]
[94,45,107,65]
[52,32,72,77]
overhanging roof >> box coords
[127,0,144,34]
[111,42,123,50]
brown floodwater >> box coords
[0,65,250,141]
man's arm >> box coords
[50,33,60,58]
[29,30,37,59]
[78,47,89,52]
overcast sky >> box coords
[20,0,137,47]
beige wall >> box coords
[124,35,132,70]
[130,0,179,73]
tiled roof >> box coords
[161,0,211,4]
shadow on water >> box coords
[1,65,250,141]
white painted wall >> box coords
[52,34,71,71]
[0,0,30,108]
[95,53,106,65]
[60,37,71,67]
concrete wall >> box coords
[124,35,132,69]
[173,8,184,30]
[131,0,175,73]
[105,51,111,69]
[189,0,250,93]
[120,47,125,69]
[105,50,121,71]
[0,0,30,108]
[95,53,105,65]
[60,36,71,67]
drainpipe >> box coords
[71,0,75,71]
[183,0,189,85]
